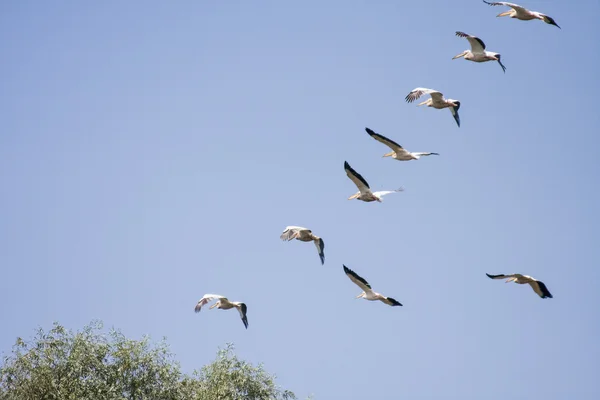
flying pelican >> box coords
[343,265,403,307]
[280,226,325,265]
[194,294,249,328]
[405,88,461,127]
[453,31,506,73]
[482,1,560,28]
[486,273,553,299]
[344,161,403,202]
[365,127,439,161]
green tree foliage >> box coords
[0,321,307,400]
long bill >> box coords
[383,151,395,158]
[452,51,467,60]
[348,192,360,200]
[497,11,512,17]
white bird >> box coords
[280,226,325,265]
[343,265,403,307]
[482,1,560,28]
[453,31,507,73]
[194,294,249,328]
[344,161,403,202]
[486,273,553,299]
[405,88,461,127]
[366,127,439,161]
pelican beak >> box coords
[452,51,466,60]
[383,151,395,158]
[497,11,511,17]
[418,100,428,106]
[505,278,514,283]
[348,192,360,200]
[209,303,218,309]
[355,292,364,299]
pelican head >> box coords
[209,302,219,309]
[348,192,360,200]
[356,291,366,299]
[452,50,468,60]
[383,151,396,158]
[505,278,516,283]
[418,99,431,107]
[497,10,513,18]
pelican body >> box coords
[453,31,506,73]
[344,161,403,202]
[486,273,553,299]
[405,88,461,127]
[483,1,560,28]
[194,294,249,329]
[280,226,325,264]
[343,265,402,307]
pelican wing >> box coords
[365,127,407,155]
[412,152,439,157]
[529,280,553,299]
[382,296,403,307]
[405,87,444,103]
[344,161,371,194]
[343,265,372,292]
[314,237,325,265]
[373,188,404,198]
[455,31,486,53]
[194,294,225,312]
[486,273,516,280]
[280,226,305,241]
[237,303,249,329]
[450,102,461,127]
[482,1,528,13]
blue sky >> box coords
[1,0,599,398]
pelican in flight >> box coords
[482,1,560,28]
[405,88,461,127]
[343,265,403,307]
[486,273,553,299]
[280,226,325,265]
[194,294,249,328]
[366,127,439,161]
[344,161,403,202]
[453,31,506,73]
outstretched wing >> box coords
[373,188,404,198]
[365,127,407,155]
[486,273,515,280]
[194,294,225,312]
[280,226,305,241]
[455,31,486,53]
[405,87,443,103]
[482,1,527,12]
[382,296,403,307]
[314,238,325,265]
[343,264,372,292]
[529,280,553,299]
[450,102,461,127]
[412,152,439,157]
[344,161,371,194]
[237,303,249,329]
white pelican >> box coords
[486,273,553,299]
[482,1,560,28]
[344,161,403,202]
[343,265,403,307]
[453,31,506,73]
[366,127,439,161]
[405,88,461,127]
[280,226,325,265]
[194,294,249,328]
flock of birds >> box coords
[194,1,558,329]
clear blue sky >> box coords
[1,1,599,399]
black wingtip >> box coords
[365,127,376,136]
